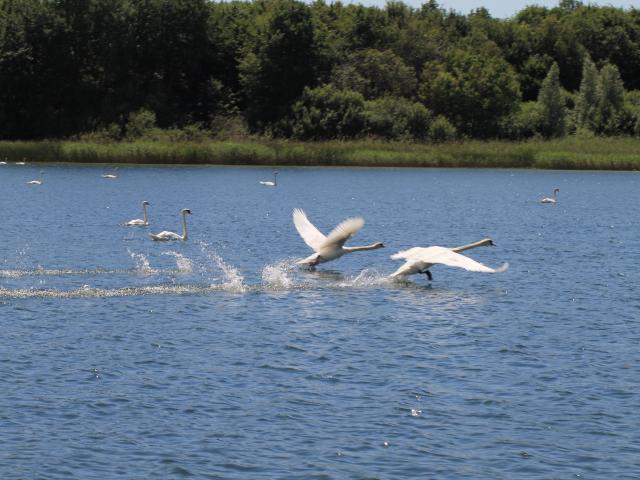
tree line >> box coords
[0,0,639,142]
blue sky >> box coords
[356,1,637,18]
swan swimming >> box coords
[259,171,278,186]
[150,208,191,241]
[102,167,118,179]
[293,208,384,267]
[27,171,44,185]
[126,201,151,226]
[540,188,559,204]
[389,238,508,279]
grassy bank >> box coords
[0,137,638,170]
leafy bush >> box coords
[290,86,366,139]
[364,97,432,140]
[428,115,457,142]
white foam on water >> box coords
[199,242,247,293]
[261,259,297,290]
[336,268,393,288]
[162,251,193,273]
[128,249,157,275]
[0,284,229,299]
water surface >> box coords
[1,164,639,479]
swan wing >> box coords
[418,246,508,273]
[293,209,327,251]
[390,247,431,260]
[320,217,365,249]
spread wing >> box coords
[417,246,509,273]
[292,209,327,251]
[320,217,365,249]
[390,247,430,260]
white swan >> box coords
[293,208,384,266]
[126,201,151,226]
[389,238,508,279]
[540,188,559,204]
[150,208,191,241]
[102,167,118,179]
[259,170,278,186]
[27,171,44,185]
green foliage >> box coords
[290,86,365,140]
[595,63,626,134]
[364,97,432,140]
[428,115,457,142]
[418,49,521,138]
[502,101,541,139]
[331,49,417,100]
[537,63,566,138]
[575,55,599,129]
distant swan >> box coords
[540,188,559,204]
[27,171,44,185]
[102,167,118,179]
[389,238,508,280]
[293,208,384,267]
[260,170,278,186]
[126,201,151,226]
[150,208,191,241]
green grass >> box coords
[0,136,638,170]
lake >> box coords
[1,164,639,479]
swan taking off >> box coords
[260,171,278,186]
[150,208,191,241]
[389,238,508,280]
[293,208,384,267]
[126,201,151,226]
[27,171,44,185]
[540,188,559,204]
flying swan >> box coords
[540,188,559,204]
[292,208,384,266]
[259,171,278,186]
[27,171,44,185]
[150,208,191,241]
[126,201,151,226]
[389,238,508,280]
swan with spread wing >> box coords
[292,208,384,267]
[389,238,508,280]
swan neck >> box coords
[181,212,188,240]
[452,240,488,253]
[142,204,148,224]
[344,243,379,252]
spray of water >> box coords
[199,242,247,292]
[127,249,157,275]
[162,251,193,273]
[261,258,298,289]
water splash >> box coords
[199,243,247,293]
[0,284,233,299]
[128,250,157,275]
[261,259,298,290]
[162,251,193,273]
[337,268,392,288]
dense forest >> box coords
[1,0,639,142]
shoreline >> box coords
[0,137,638,171]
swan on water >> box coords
[260,171,278,186]
[150,208,191,241]
[292,208,384,267]
[540,188,559,204]
[126,201,151,226]
[27,171,44,185]
[389,238,508,280]
[102,167,118,179]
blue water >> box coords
[1,164,639,479]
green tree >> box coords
[575,55,599,129]
[537,62,566,137]
[364,96,432,140]
[595,63,625,134]
[290,85,365,139]
[240,0,318,133]
[418,49,521,137]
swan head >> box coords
[479,238,495,247]
[554,188,560,193]
[181,208,192,215]
[372,242,385,249]
[143,201,150,206]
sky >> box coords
[356,0,638,18]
